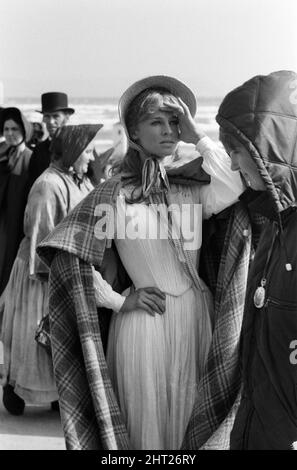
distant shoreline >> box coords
[1,97,221,151]
[3,96,223,105]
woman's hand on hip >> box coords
[119,287,166,317]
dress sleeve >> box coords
[92,267,125,312]
[196,136,245,219]
[24,178,68,279]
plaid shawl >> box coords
[38,173,264,450]
[38,178,131,450]
[182,201,265,450]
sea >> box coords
[4,96,222,153]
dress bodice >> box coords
[115,185,202,296]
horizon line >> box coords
[3,95,223,101]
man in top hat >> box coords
[28,92,75,187]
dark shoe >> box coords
[2,384,25,416]
[51,400,60,412]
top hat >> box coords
[37,92,75,114]
[119,75,197,127]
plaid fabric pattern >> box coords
[38,175,265,450]
[38,177,122,267]
[38,178,130,450]
[48,251,129,450]
[182,201,255,450]
[199,206,234,296]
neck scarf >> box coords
[120,141,210,205]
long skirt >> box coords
[1,238,58,403]
[107,286,212,450]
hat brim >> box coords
[119,75,197,125]
[35,107,75,115]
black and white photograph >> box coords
[0,0,297,454]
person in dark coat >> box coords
[216,70,297,450]
[28,92,74,187]
[0,107,33,295]
[27,122,47,150]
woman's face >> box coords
[132,110,179,159]
[222,134,266,191]
[73,142,95,176]
[3,119,24,146]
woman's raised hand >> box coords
[161,98,205,145]
[119,287,166,317]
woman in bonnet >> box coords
[0,124,101,415]
[37,76,244,450]
[0,107,33,296]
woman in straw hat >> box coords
[37,75,244,450]
[0,124,102,415]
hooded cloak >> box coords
[215,70,297,450]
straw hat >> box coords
[118,75,197,125]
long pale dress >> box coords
[93,136,244,450]
[107,185,213,450]
[0,164,93,403]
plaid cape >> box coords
[38,175,262,450]
[182,203,253,449]
[38,178,131,449]
[182,197,266,450]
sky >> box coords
[1,0,297,99]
